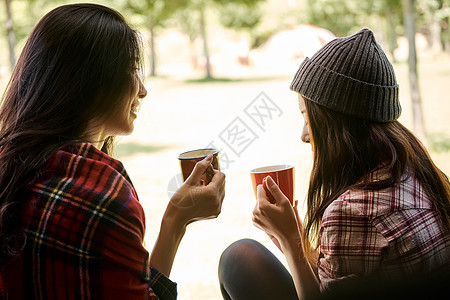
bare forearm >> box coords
[281,238,320,300]
[150,210,186,277]
[149,157,225,277]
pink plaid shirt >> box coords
[318,173,450,291]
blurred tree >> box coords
[383,0,403,62]
[171,0,214,79]
[4,0,16,71]
[301,0,402,64]
[2,0,64,72]
[199,3,212,79]
[171,0,265,79]
[438,0,450,50]
[403,0,428,146]
[215,0,264,64]
[125,0,189,76]
[170,8,200,71]
[214,0,263,30]
[418,0,450,52]
[418,0,438,51]
[359,0,402,62]
[304,0,402,46]
[304,0,362,36]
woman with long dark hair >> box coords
[218,28,450,299]
[0,4,225,299]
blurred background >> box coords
[2,0,450,299]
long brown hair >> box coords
[0,4,142,267]
[301,98,450,264]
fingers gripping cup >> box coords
[250,165,295,205]
[178,148,220,184]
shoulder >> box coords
[27,142,146,252]
[43,142,138,200]
[321,173,448,253]
[47,143,133,185]
[42,142,142,220]
[323,173,433,223]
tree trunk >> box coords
[188,35,197,70]
[422,0,446,54]
[5,0,16,71]
[386,7,397,63]
[442,16,449,52]
[430,16,443,53]
[149,24,157,76]
[402,0,428,147]
[437,0,446,51]
[199,6,212,79]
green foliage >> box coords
[213,0,264,6]
[417,0,450,24]
[304,0,403,36]
[184,75,279,83]
[217,2,262,30]
[125,0,189,28]
[250,29,273,49]
[114,142,167,159]
[305,0,358,36]
[2,0,131,48]
[169,8,197,40]
[430,132,450,152]
[2,0,449,75]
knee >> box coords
[218,239,298,299]
[218,239,265,277]
[220,239,260,264]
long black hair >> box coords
[0,3,143,267]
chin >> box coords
[123,126,134,135]
[115,125,134,136]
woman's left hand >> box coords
[252,176,301,250]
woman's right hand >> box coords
[254,177,320,299]
[252,176,302,250]
[267,199,302,252]
[151,156,225,276]
[167,155,226,228]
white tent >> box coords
[249,24,336,74]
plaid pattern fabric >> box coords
[0,143,177,299]
[318,173,450,291]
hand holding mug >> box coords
[178,148,220,184]
[250,164,295,205]
[252,176,301,250]
[169,155,226,226]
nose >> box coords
[301,123,310,144]
[138,78,147,98]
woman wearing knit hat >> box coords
[218,28,450,299]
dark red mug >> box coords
[250,164,295,205]
[178,148,220,183]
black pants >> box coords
[218,239,298,300]
[218,239,450,300]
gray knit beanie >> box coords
[290,28,400,122]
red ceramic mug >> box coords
[250,164,295,205]
[178,148,220,184]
